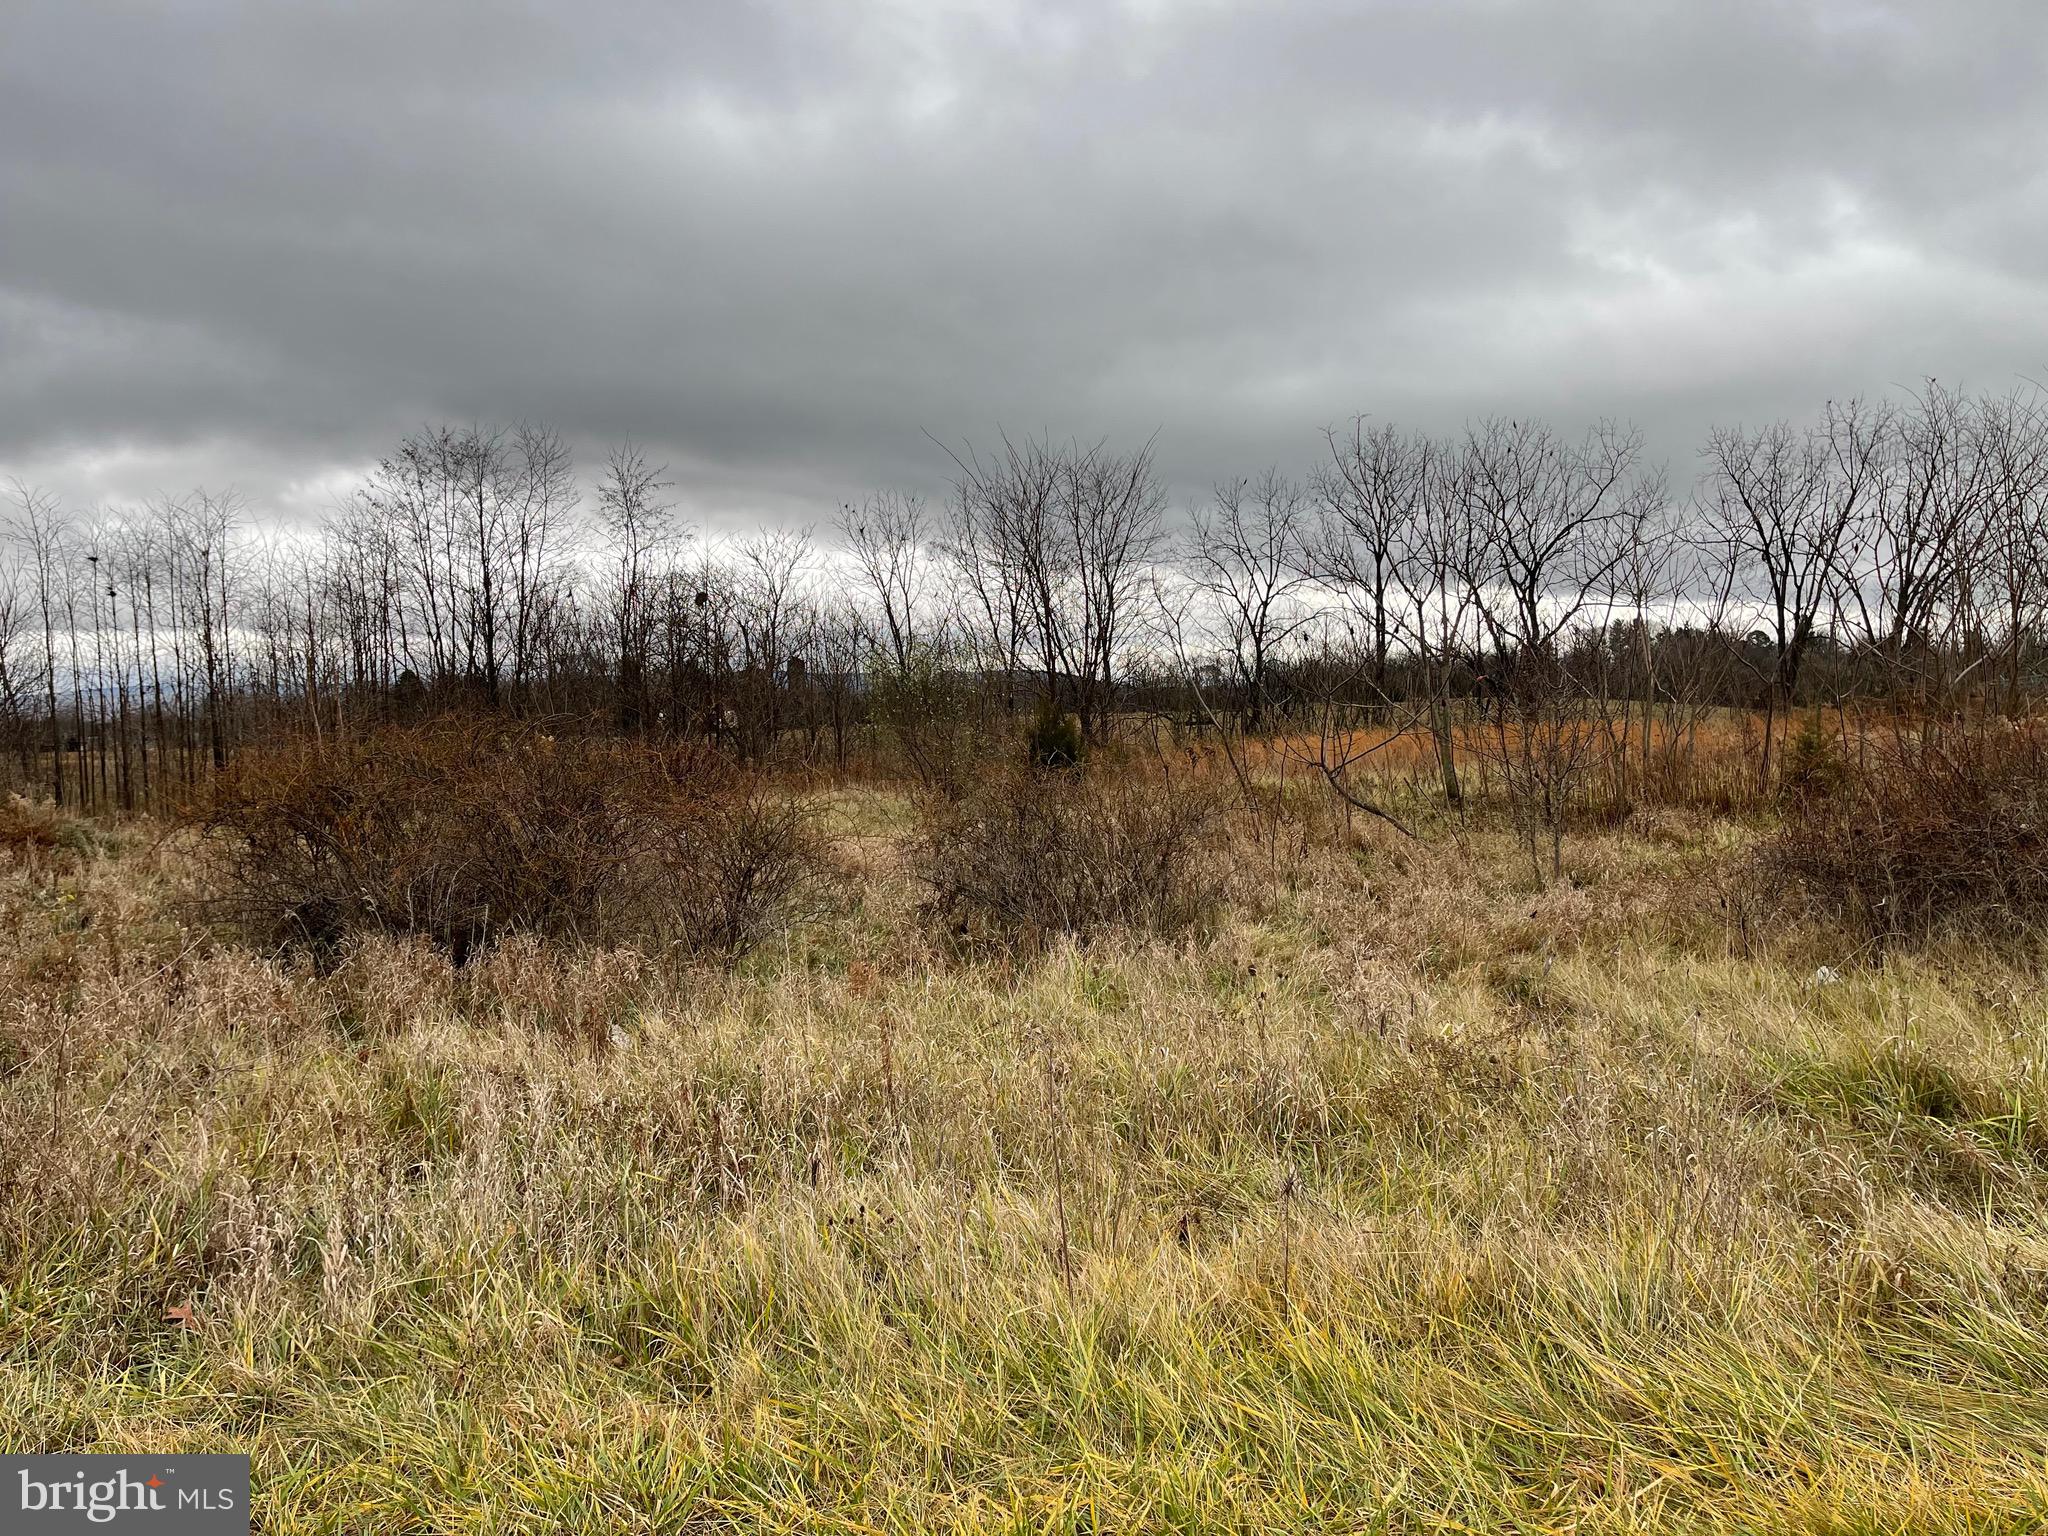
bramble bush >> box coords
[914,761,1228,943]
[1759,718,2048,941]
[197,718,823,963]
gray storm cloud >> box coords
[4,0,2045,526]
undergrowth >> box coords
[4,784,2048,1532]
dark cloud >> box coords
[4,0,2044,526]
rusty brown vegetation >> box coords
[8,385,2048,1528]
[201,717,824,963]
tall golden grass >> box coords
[3,781,2048,1531]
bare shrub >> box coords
[197,718,822,962]
[643,783,821,958]
[913,764,1228,942]
[1757,720,2048,941]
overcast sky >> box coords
[4,0,2044,532]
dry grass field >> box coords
[5,781,2048,1532]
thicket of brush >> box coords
[161,689,2048,975]
[1759,718,2048,941]
[914,761,1229,944]
[191,715,1244,962]
[198,718,823,963]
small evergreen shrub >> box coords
[1026,695,1084,770]
[1779,716,1848,802]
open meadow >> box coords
[6,739,2048,1534]
[11,4,2048,1527]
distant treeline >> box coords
[3,381,2046,816]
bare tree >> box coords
[946,433,1165,740]
[1063,439,1168,739]
[731,527,815,757]
[944,435,1052,719]
[1183,468,1313,730]
[1700,399,1889,785]
[1460,418,1660,882]
[0,554,33,787]
[1314,418,1427,694]
[177,490,245,773]
[1976,384,2048,715]
[1606,489,1681,797]
[1836,383,1985,703]
[595,442,678,732]
[840,491,938,671]
[507,422,577,699]
[1388,437,1482,811]
[6,481,67,803]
